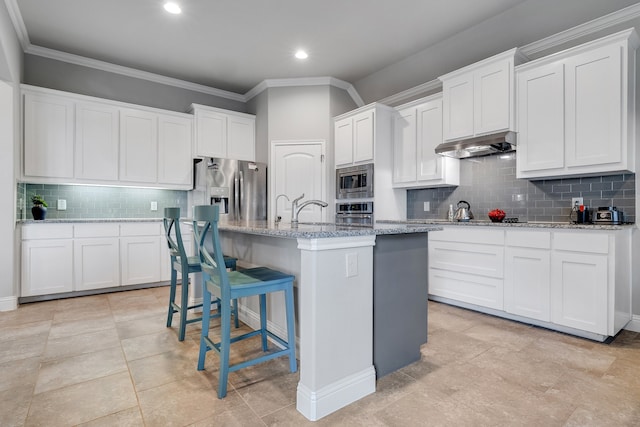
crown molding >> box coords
[24,45,246,102]
[378,79,442,106]
[4,0,29,50]
[521,2,640,56]
[245,76,364,107]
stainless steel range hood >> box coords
[435,131,516,159]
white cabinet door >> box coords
[334,117,353,166]
[120,108,158,183]
[565,43,622,169]
[392,107,417,184]
[23,92,75,179]
[504,247,551,321]
[74,238,120,291]
[120,236,161,285]
[442,73,474,141]
[516,62,565,176]
[158,114,192,187]
[227,115,255,161]
[474,60,511,135]
[353,110,374,163]
[195,109,227,158]
[551,252,608,335]
[75,102,119,181]
[416,99,445,182]
[22,239,73,296]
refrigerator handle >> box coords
[239,170,244,220]
[234,173,240,221]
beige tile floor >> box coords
[1,285,639,426]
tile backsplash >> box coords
[18,184,188,220]
[407,154,635,223]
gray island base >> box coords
[190,221,440,421]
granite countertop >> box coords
[385,219,635,230]
[216,221,443,239]
[19,218,163,224]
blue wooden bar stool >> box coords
[163,207,238,341]
[193,204,297,398]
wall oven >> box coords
[336,163,374,199]
[335,202,374,227]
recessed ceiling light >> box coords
[295,50,308,60]
[164,2,182,14]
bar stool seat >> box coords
[163,207,238,341]
[193,204,297,398]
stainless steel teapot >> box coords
[453,200,474,222]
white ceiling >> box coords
[10,0,528,95]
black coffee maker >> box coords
[571,205,591,224]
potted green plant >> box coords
[31,194,48,220]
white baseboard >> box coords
[296,366,376,421]
[624,315,640,333]
[0,296,18,311]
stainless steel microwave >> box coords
[336,163,373,199]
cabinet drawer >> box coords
[22,224,73,240]
[429,227,504,245]
[74,223,120,238]
[120,222,162,236]
[429,269,504,310]
[429,241,504,278]
[506,230,551,249]
[554,232,608,254]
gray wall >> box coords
[23,54,246,114]
[353,0,640,104]
[407,155,635,223]
[246,90,269,164]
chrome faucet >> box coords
[290,193,305,224]
[291,198,328,226]
[274,194,289,223]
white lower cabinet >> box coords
[120,223,162,286]
[429,226,631,340]
[21,222,169,298]
[504,230,551,322]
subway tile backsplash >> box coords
[407,154,635,223]
[19,184,188,220]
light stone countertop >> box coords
[19,218,163,224]
[385,219,634,230]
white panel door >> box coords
[474,60,510,135]
[504,247,551,321]
[23,92,75,178]
[442,74,474,141]
[416,98,444,181]
[516,62,565,175]
[227,115,255,161]
[158,114,192,187]
[22,239,73,296]
[195,110,227,158]
[74,238,120,291]
[551,252,608,334]
[75,102,119,181]
[271,141,324,223]
[565,44,622,168]
[120,236,161,285]
[392,107,416,184]
[120,108,158,183]
[334,117,353,166]
[353,110,375,163]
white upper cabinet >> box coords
[21,85,194,189]
[23,92,75,179]
[393,94,459,188]
[516,29,639,179]
[75,102,119,181]
[191,104,255,161]
[334,104,387,168]
[119,108,158,183]
[158,114,193,186]
[440,48,526,142]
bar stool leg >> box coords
[166,257,178,328]
[259,294,268,351]
[218,301,232,398]
[197,288,211,371]
[284,286,298,372]
[178,268,190,341]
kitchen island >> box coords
[202,220,442,421]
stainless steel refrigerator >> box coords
[205,158,267,223]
